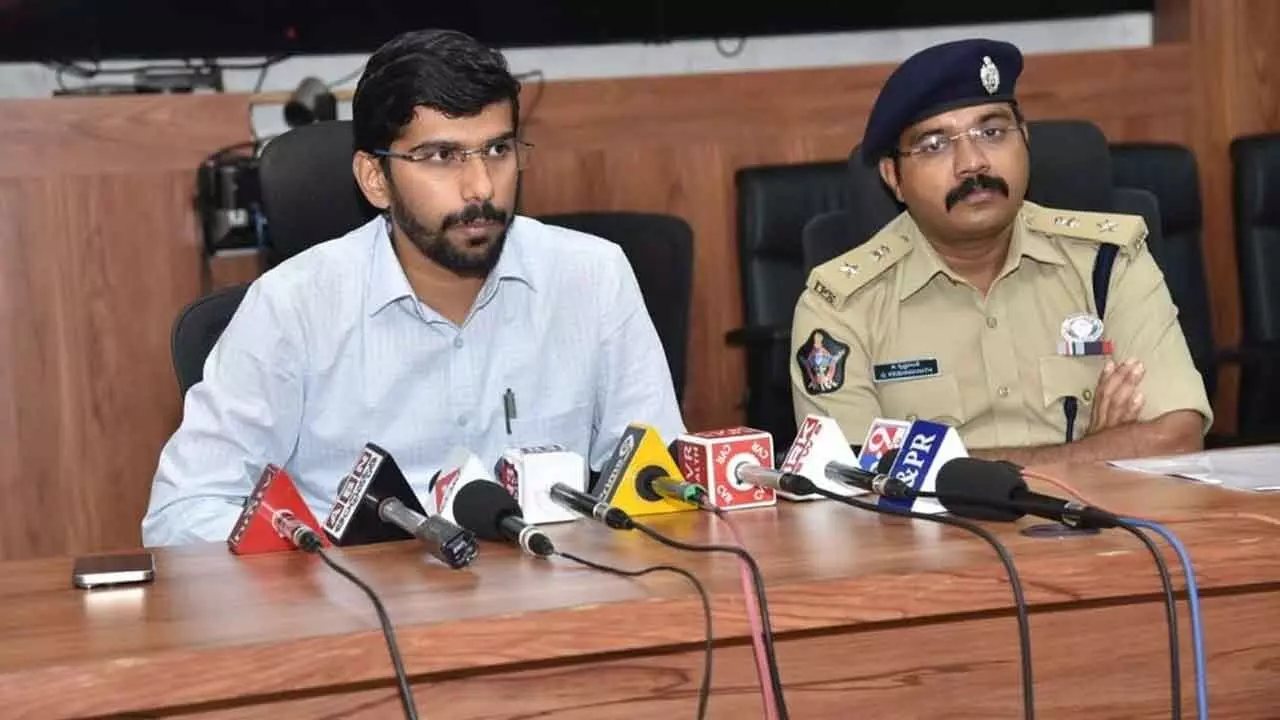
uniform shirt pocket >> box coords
[877,375,968,426]
[1038,355,1106,433]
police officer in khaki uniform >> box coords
[791,38,1211,465]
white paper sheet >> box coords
[1107,445,1280,491]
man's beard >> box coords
[386,181,513,279]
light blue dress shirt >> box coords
[142,215,686,545]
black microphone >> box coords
[453,480,555,557]
[822,461,915,498]
[936,458,1121,529]
[549,482,633,530]
[323,442,480,568]
[876,448,899,474]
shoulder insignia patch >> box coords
[1023,203,1146,252]
[795,328,850,395]
[807,230,911,308]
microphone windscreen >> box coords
[452,480,521,541]
[875,448,898,474]
[935,457,1027,521]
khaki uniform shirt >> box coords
[790,201,1213,450]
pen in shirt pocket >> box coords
[503,388,518,435]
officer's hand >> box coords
[1087,358,1145,435]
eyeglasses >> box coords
[373,137,534,174]
[897,122,1022,159]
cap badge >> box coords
[980,55,1000,95]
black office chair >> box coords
[729,162,850,448]
[1228,133,1280,441]
[1111,143,1218,404]
[258,120,377,266]
[170,284,250,395]
[801,209,856,274]
[537,212,694,405]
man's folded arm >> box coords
[974,240,1211,467]
[972,409,1204,466]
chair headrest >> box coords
[1025,119,1113,212]
[1110,143,1202,236]
[1232,133,1280,228]
[258,120,378,265]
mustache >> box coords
[944,174,1009,211]
[440,201,509,231]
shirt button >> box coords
[997,386,1010,398]
[453,337,464,349]
[986,317,998,329]
[457,415,468,427]
[905,414,917,422]
[1082,389,1094,402]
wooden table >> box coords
[2,463,1278,718]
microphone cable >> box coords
[895,484,1182,717]
[796,480,1036,720]
[294,532,420,720]
[554,550,714,719]
[1018,468,1265,720]
[625,518,790,720]
[1116,518,1205,720]
[703,505,782,720]
[1112,519,1183,719]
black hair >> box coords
[352,29,522,156]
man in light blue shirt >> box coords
[142,29,685,545]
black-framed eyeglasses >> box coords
[373,137,534,172]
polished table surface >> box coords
[2,462,1279,718]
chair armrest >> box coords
[725,324,791,347]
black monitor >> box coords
[0,1,1153,64]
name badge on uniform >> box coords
[872,358,939,383]
[1057,313,1113,356]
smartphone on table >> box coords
[71,551,156,589]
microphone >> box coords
[874,419,967,515]
[452,479,556,557]
[733,464,816,496]
[936,458,1121,529]
[428,448,499,522]
[822,460,915,499]
[228,464,331,555]
[853,418,911,471]
[494,444,589,524]
[323,443,479,569]
[673,426,777,510]
[594,424,699,518]
[549,482,634,530]
[648,474,708,505]
[271,508,325,552]
[775,415,863,501]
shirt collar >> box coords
[897,201,1064,301]
[365,215,537,317]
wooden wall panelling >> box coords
[0,95,253,561]
[1159,0,1280,436]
